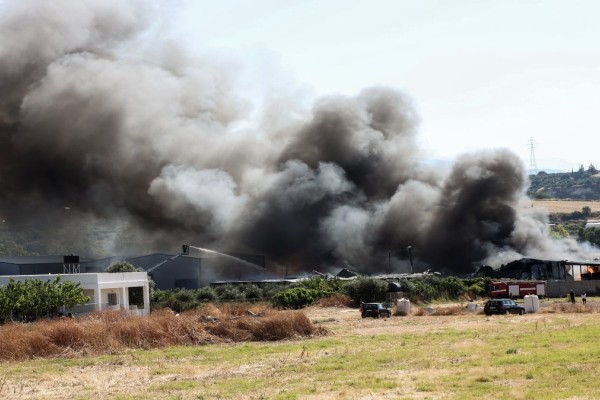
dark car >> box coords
[484,298,526,316]
[361,303,392,318]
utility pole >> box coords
[407,246,414,274]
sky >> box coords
[171,0,600,172]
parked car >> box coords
[361,303,392,318]
[484,298,526,316]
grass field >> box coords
[532,199,600,214]
[2,303,600,399]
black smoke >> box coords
[0,0,595,274]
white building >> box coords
[0,272,150,316]
[585,220,600,229]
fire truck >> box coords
[488,281,546,298]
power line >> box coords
[528,137,538,175]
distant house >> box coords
[0,272,150,316]
[585,220,600,229]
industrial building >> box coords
[0,252,273,290]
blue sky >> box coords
[172,0,600,171]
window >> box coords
[107,292,118,306]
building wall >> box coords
[546,280,600,297]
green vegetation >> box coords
[578,227,600,247]
[105,261,152,306]
[528,165,600,200]
[344,277,389,304]
[152,283,283,312]
[105,261,140,273]
[0,277,89,323]
[152,276,492,311]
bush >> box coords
[241,284,263,300]
[175,290,194,303]
[344,277,388,304]
[437,277,467,300]
[105,261,141,273]
[195,287,217,302]
[271,287,319,309]
[214,284,245,301]
[151,289,173,303]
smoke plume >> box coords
[0,0,596,275]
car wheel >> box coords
[505,310,510,315]
[519,309,525,315]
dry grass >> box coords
[540,302,598,314]
[315,294,354,307]
[411,305,472,316]
[532,199,600,214]
[5,305,600,399]
[0,304,327,361]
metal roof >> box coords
[0,256,93,265]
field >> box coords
[2,302,600,399]
[531,199,600,214]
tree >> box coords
[344,277,388,304]
[105,261,151,307]
[105,261,141,273]
[550,224,570,238]
[0,277,89,322]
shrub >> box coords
[240,284,263,300]
[271,287,319,309]
[215,284,245,301]
[151,289,173,303]
[436,277,467,300]
[344,277,388,304]
[105,261,140,273]
[175,290,194,303]
[195,287,217,302]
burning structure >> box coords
[0,0,598,280]
[475,258,570,281]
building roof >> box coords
[0,256,93,265]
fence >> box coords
[546,280,600,297]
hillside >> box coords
[528,167,600,200]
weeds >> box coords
[0,304,327,361]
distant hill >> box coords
[528,167,600,200]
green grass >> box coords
[2,312,600,399]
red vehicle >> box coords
[489,281,546,299]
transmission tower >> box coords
[528,137,538,175]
